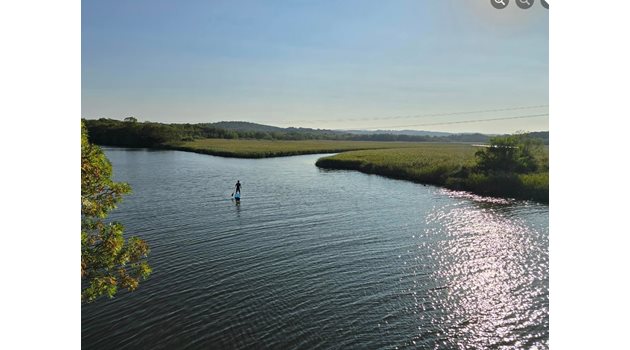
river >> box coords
[82,148,549,349]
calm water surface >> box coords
[82,148,549,349]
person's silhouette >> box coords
[234,180,242,194]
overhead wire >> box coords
[151,104,549,130]
[263,104,549,125]
[356,113,549,130]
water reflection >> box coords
[396,197,548,349]
[232,198,241,216]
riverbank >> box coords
[315,145,549,203]
[107,138,548,203]
[166,138,437,158]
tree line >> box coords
[83,118,548,147]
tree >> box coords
[124,116,137,123]
[81,121,151,302]
[475,134,541,173]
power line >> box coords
[133,105,549,129]
[357,113,549,130]
[265,104,549,124]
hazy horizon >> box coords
[83,0,548,134]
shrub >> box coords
[475,134,542,174]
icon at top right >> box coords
[541,0,549,9]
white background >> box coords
[1,0,629,348]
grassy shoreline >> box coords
[165,139,445,158]
[315,146,548,203]
[106,138,548,203]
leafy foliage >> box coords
[474,134,542,174]
[81,121,151,302]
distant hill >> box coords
[208,121,285,133]
[339,129,453,137]
[210,121,347,136]
[208,122,547,143]
[84,118,548,148]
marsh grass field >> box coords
[316,144,478,182]
[165,138,548,202]
[168,138,437,158]
[316,144,549,203]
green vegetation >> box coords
[83,117,548,202]
[169,139,444,158]
[316,144,477,185]
[83,118,541,147]
[81,121,151,302]
[475,134,542,173]
[316,136,548,203]
[84,118,237,147]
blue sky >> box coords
[82,0,548,133]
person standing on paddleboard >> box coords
[234,180,242,195]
